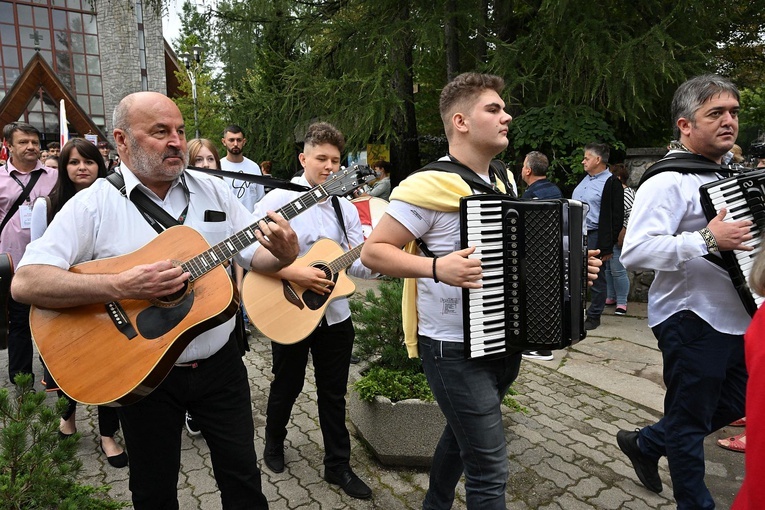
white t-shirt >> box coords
[386,200,465,343]
[220,157,265,212]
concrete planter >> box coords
[348,389,446,467]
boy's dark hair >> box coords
[304,122,345,153]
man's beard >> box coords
[228,146,242,155]
[127,134,187,181]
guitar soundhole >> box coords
[150,280,192,308]
[303,264,336,311]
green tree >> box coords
[0,375,127,509]
[167,0,765,179]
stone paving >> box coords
[0,294,745,509]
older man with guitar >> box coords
[11,92,301,509]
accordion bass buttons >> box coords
[504,210,521,336]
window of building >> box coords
[0,0,105,132]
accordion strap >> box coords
[413,159,515,258]
[638,152,735,187]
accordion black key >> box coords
[459,196,589,359]
[700,169,765,316]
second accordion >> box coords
[460,195,589,359]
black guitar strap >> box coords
[0,169,42,238]
[106,172,181,232]
[330,196,351,248]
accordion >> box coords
[460,196,589,359]
[700,169,765,316]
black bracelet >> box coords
[432,256,439,283]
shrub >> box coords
[350,278,433,402]
[0,374,127,509]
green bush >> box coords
[353,366,433,403]
[350,278,432,402]
[0,374,127,510]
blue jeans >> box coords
[637,311,746,510]
[604,245,629,306]
[419,336,521,510]
[587,230,607,319]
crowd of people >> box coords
[0,70,762,509]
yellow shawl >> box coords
[390,169,511,357]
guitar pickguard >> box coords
[136,291,195,339]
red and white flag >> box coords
[59,99,69,147]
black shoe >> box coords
[324,467,372,499]
[584,317,600,331]
[349,355,361,364]
[616,429,662,493]
[522,350,554,361]
[100,439,129,469]
[263,436,285,473]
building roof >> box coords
[0,52,109,142]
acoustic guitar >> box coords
[30,165,374,406]
[243,238,363,345]
[0,253,14,349]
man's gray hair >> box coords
[671,74,739,139]
[584,142,609,164]
[525,151,549,177]
[112,94,137,132]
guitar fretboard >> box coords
[323,244,364,278]
[180,171,368,281]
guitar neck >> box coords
[182,186,332,281]
[327,243,364,274]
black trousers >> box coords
[7,297,33,383]
[265,317,355,470]
[117,336,267,510]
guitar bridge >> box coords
[281,280,304,309]
[105,301,138,340]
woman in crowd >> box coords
[604,163,634,316]
[43,155,59,170]
[189,138,221,170]
[31,138,127,469]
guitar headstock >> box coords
[323,165,376,197]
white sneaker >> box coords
[522,350,554,361]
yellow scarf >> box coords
[390,169,511,357]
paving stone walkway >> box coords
[0,295,745,509]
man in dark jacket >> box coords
[521,151,562,200]
[572,142,624,330]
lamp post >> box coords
[178,46,203,139]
